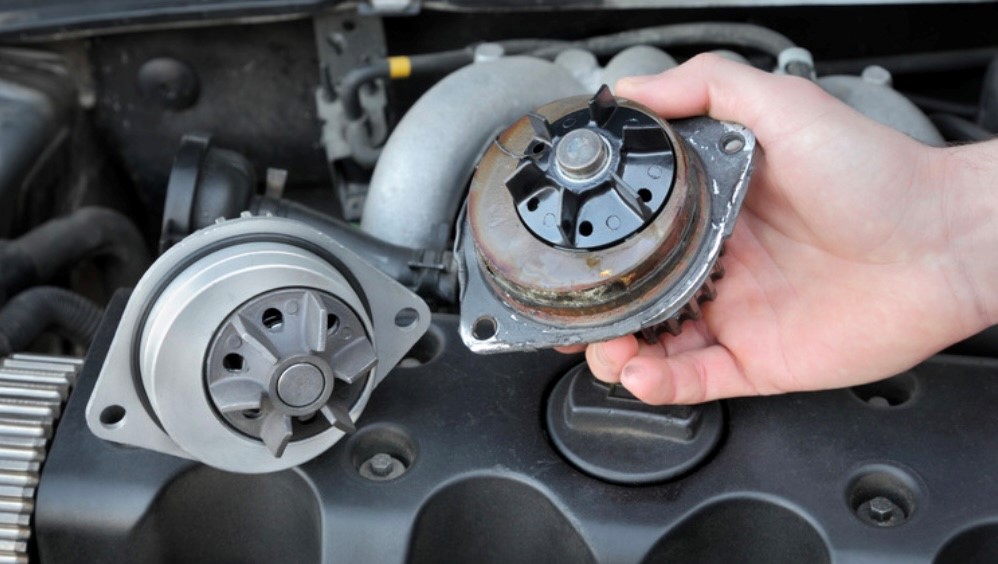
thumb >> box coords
[619,344,760,404]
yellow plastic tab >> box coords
[388,56,412,79]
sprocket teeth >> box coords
[639,261,726,343]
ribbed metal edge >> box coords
[640,261,725,343]
[0,354,82,564]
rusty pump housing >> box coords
[458,86,757,352]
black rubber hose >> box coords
[0,287,103,356]
[335,40,568,121]
[251,197,457,304]
[903,93,979,120]
[0,207,150,304]
[340,49,476,120]
[817,47,998,77]
[930,113,995,142]
[979,56,998,132]
[495,38,571,55]
[527,22,796,60]
[410,50,476,75]
[338,25,794,121]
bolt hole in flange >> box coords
[720,133,745,154]
[100,405,126,429]
[472,316,498,340]
[349,424,417,481]
[395,307,420,329]
[851,371,918,408]
[847,464,920,528]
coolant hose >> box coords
[0,286,103,355]
[360,56,586,249]
[0,207,150,304]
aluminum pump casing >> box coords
[458,88,756,352]
[85,216,430,473]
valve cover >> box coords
[458,86,756,352]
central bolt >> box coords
[555,128,609,180]
[276,363,325,407]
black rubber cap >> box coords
[546,363,723,484]
[159,134,257,253]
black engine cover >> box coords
[35,294,998,563]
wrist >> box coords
[936,139,998,329]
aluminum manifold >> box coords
[458,86,756,352]
[86,216,429,473]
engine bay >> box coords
[0,1,995,562]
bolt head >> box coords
[555,129,609,180]
[368,453,395,477]
[276,363,326,408]
[868,496,895,522]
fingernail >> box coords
[620,363,644,386]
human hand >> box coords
[559,53,998,404]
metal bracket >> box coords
[313,12,389,219]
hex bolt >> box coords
[368,453,395,477]
[867,496,897,524]
[555,128,609,180]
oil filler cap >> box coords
[546,363,724,485]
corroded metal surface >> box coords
[459,89,756,353]
[468,92,706,325]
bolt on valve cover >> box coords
[458,85,756,352]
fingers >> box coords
[583,320,710,385]
[616,54,759,121]
[614,53,837,144]
[554,345,587,354]
[619,345,759,404]
[586,335,639,383]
